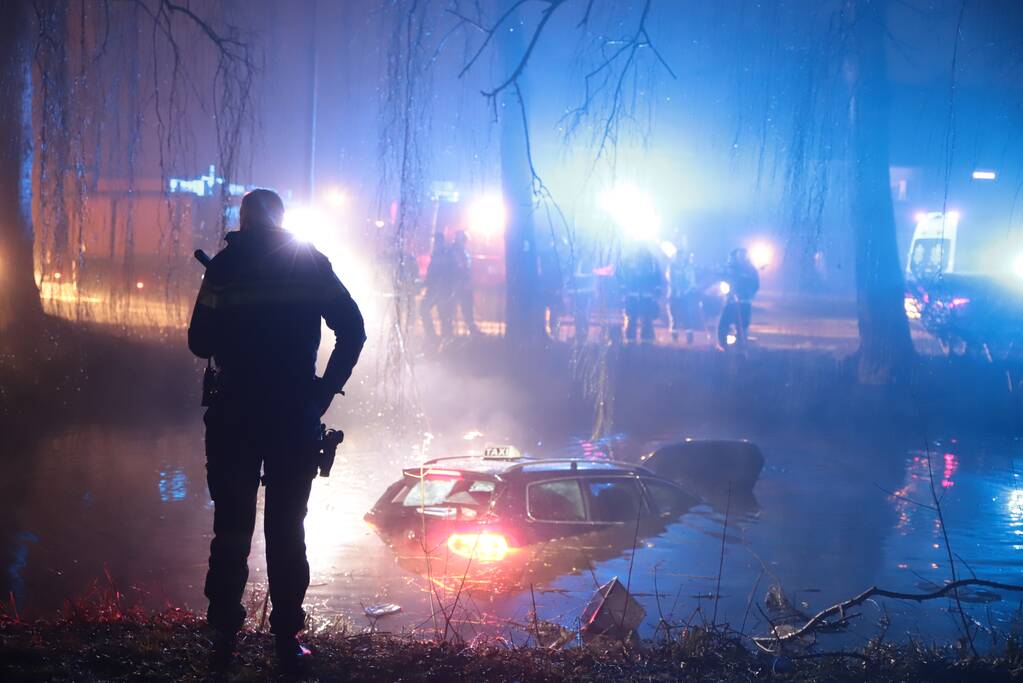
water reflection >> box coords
[1,422,1020,646]
[1007,487,1023,550]
[158,466,189,502]
[1008,489,1023,522]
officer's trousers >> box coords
[203,404,318,637]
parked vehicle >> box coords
[904,212,1023,359]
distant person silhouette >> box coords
[668,249,701,344]
[450,230,480,335]
[620,244,665,343]
[188,188,366,669]
[717,247,759,349]
[420,230,455,342]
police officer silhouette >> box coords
[188,189,365,669]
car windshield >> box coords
[910,238,951,278]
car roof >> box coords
[416,455,656,478]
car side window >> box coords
[584,478,644,523]
[642,478,693,517]
[527,479,586,522]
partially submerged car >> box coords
[365,447,699,565]
[365,440,763,577]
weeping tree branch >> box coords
[374,0,437,416]
[451,0,533,80]
[559,0,674,161]
[452,0,674,164]
[450,0,675,257]
[480,0,568,100]
[126,0,257,235]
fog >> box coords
[1,0,1022,655]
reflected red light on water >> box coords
[942,453,958,489]
[446,531,510,563]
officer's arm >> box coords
[188,274,220,359]
[320,263,367,394]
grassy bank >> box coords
[2,319,1020,440]
[2,611,1022,682]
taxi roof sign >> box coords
[482,445,521,459]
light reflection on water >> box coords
[1,423,1021,648]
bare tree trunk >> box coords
[498,8,544,342]
[848,0,914,383]
[36,0,72,280]
[0,0,41,331]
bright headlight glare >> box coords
[749,241,774,269]
[467,194,507,238]
[599,183,661,243]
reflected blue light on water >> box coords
[6,531,39,604]
[158,466,188,502]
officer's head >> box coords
[729,247,750,266]
[240,189,285,231]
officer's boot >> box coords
[210,631,236,670]
[275,634,313,673]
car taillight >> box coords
[446,531,510,563]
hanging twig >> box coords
[712,483,731,625]
[922,443,978,657]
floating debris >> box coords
[580,577,645,640]
[363,603,402,618]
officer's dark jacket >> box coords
[188,228,366,401]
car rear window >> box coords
[397,477,496,514]
[527,480,586,522]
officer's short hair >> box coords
[240,189,285,230]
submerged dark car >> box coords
[365,448,700,566]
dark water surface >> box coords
[2,415,1021,649]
